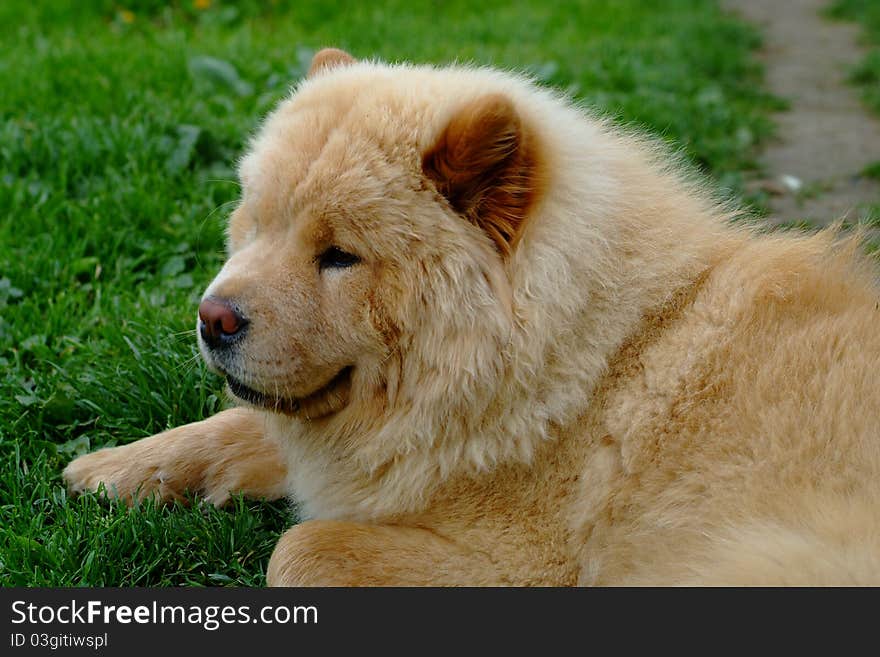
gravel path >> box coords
[723,0,880,225]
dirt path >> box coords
[723,0,880,225]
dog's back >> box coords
[569,229,880,585]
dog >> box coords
[64,49,880,585]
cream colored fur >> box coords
[64,53,880,586]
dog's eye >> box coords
[318,246,360,270]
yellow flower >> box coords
[194,0,212,9]
[119,9,135,23]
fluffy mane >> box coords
[255,61,749,520]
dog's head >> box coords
[197,50,544,422]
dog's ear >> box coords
[423,94,540,256]
[308,48,356,78]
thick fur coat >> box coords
[64,50,880,585]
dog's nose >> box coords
[198,297,248,349]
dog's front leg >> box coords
[266,520,505,586]
[63,407,287,505]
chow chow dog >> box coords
[64,49,880,585]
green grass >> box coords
[0,0,778,586]
[829,0,880,114]
[826,0,880,236]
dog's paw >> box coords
[63,442,181,504]
[62,410,287,506]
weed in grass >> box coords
[828,0,880,115]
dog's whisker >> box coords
[172,354,202,374]
[205,178,242,189]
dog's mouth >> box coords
[225,366,354,419]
